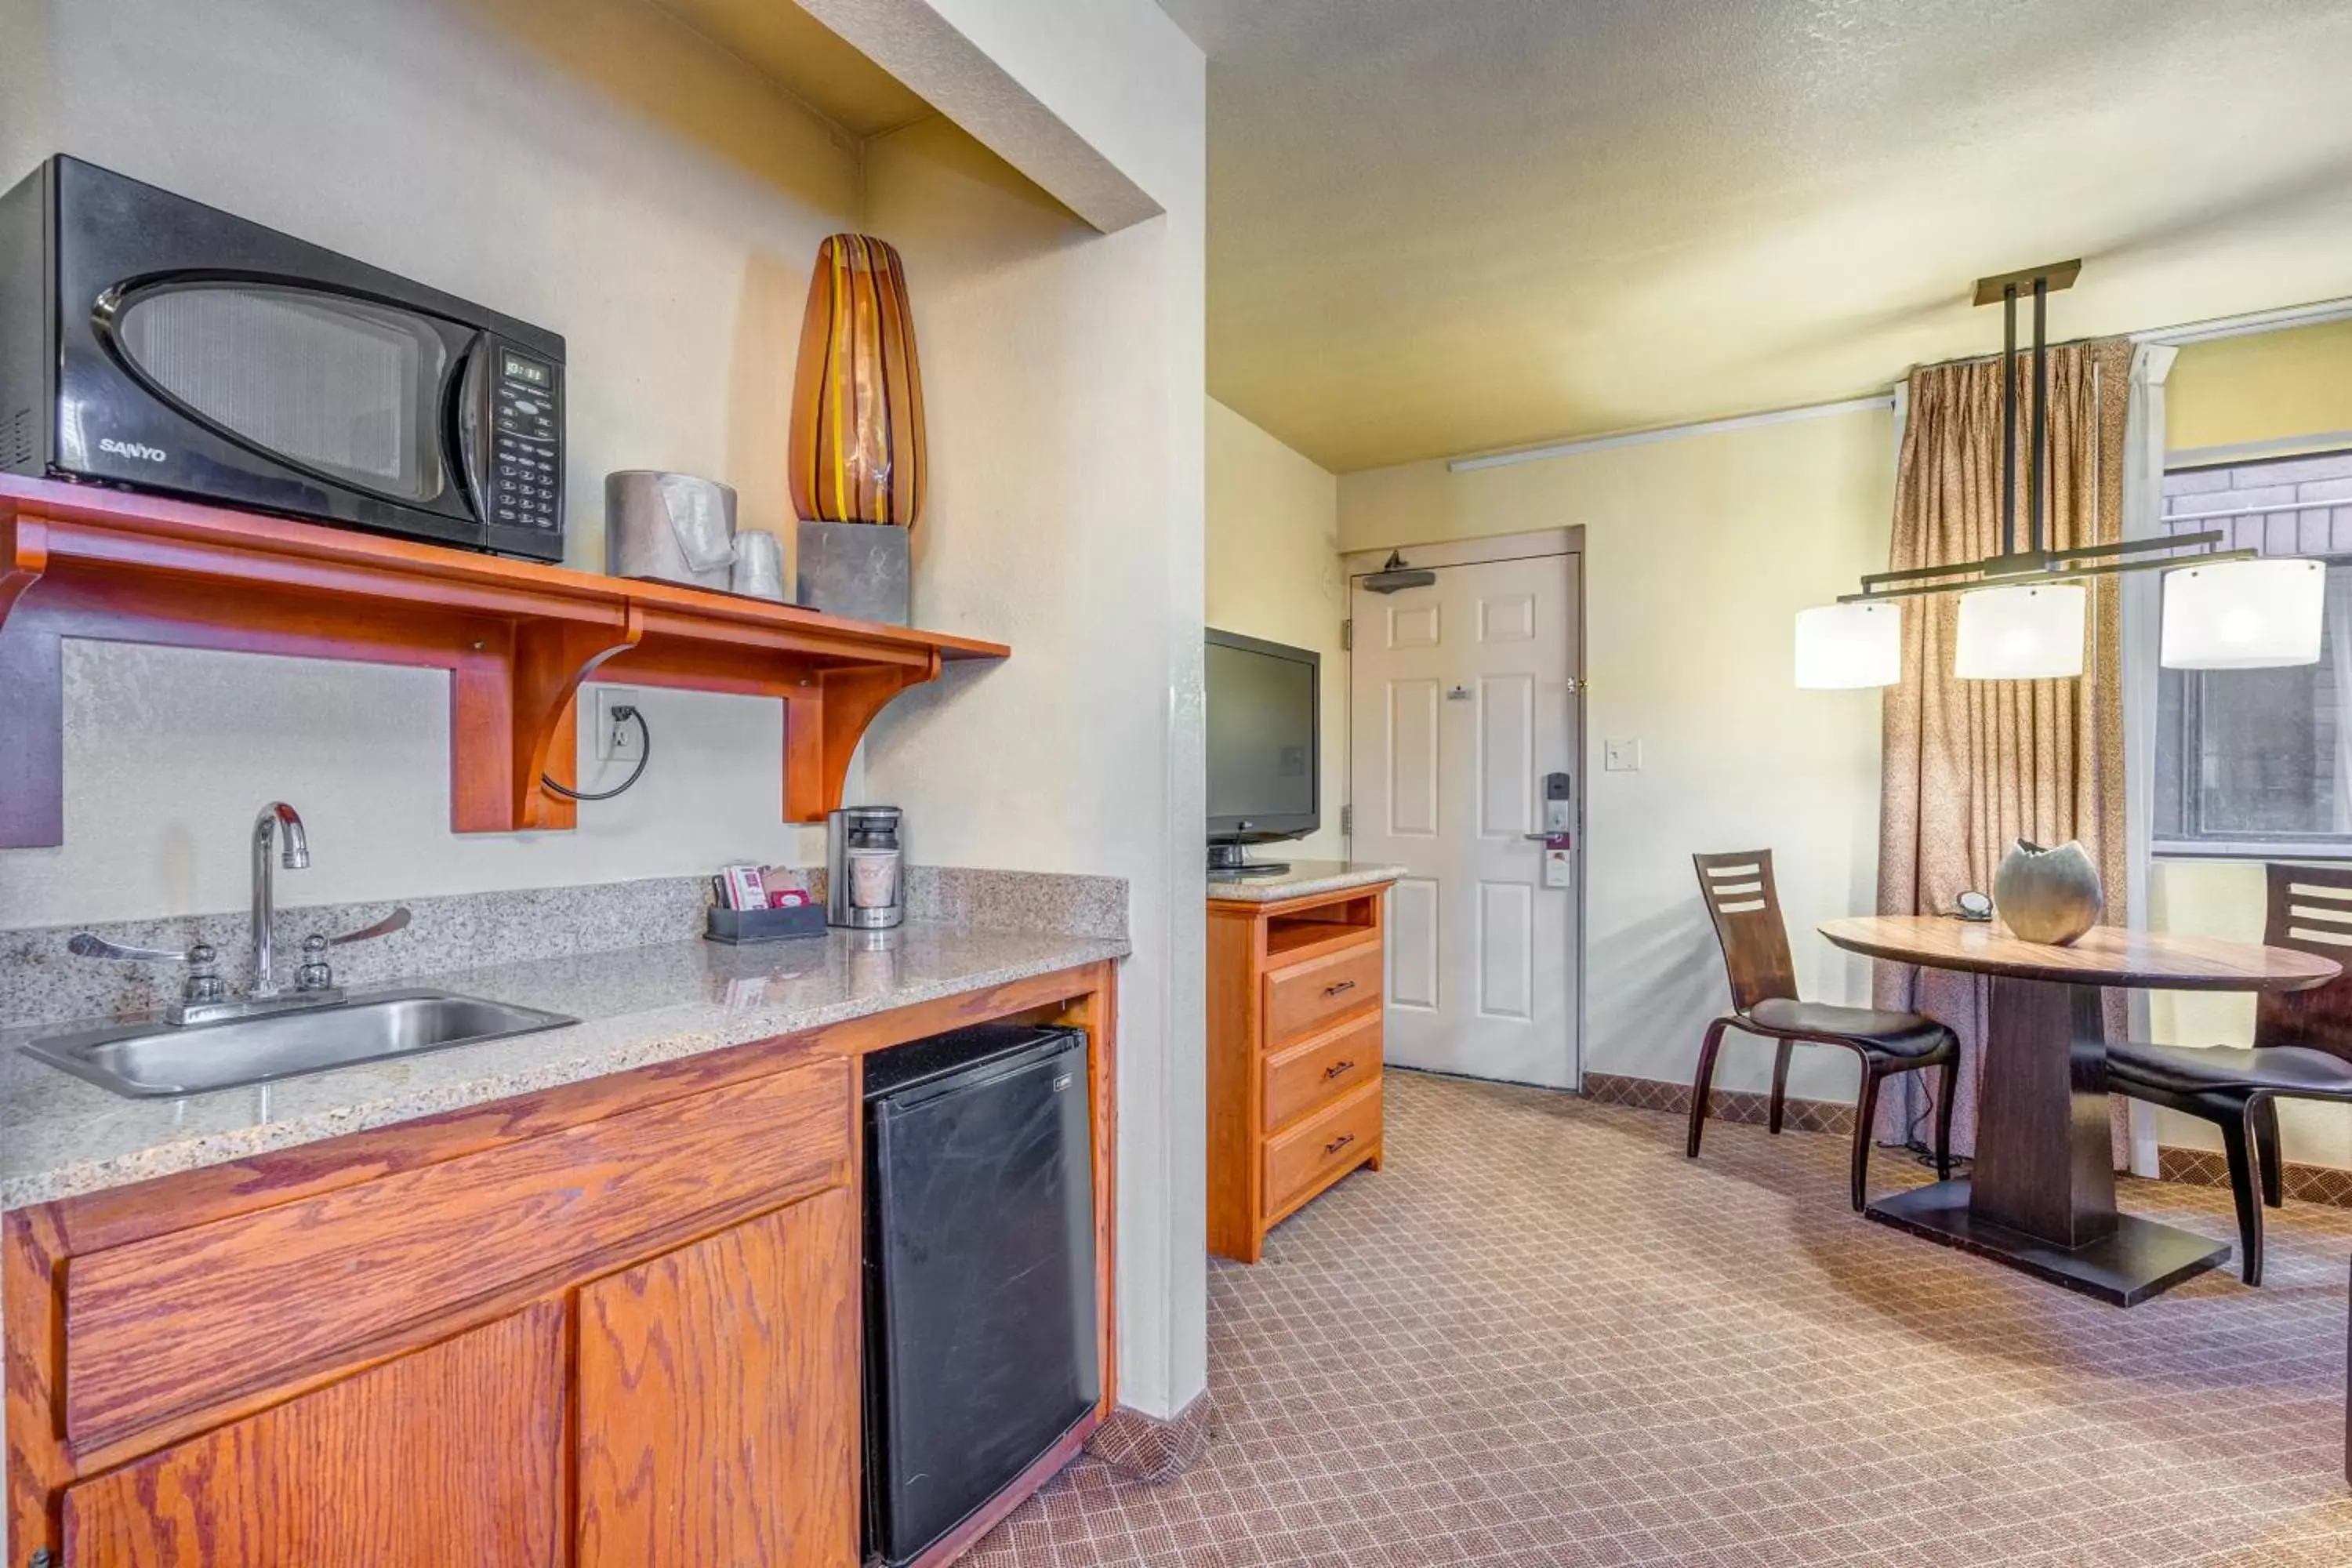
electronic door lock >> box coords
[1541,771,1573,834]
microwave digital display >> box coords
[501,351,550,387]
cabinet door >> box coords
[577,1186,859,1568]
[61,1301,567,1568]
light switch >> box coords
[1603,739,1642,772]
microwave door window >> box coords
[114,285,448,503]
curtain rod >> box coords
[2133,294,2352,347]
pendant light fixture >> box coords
[1954,583,2085,680]
[1946,266,2085,681]
[2161,556,2326,668]
[1793,259,2325,685]
[1794,601,1901,688]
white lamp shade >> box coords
[2160,557,2326,670]
[1794,602,1902,688]
[1954,583,2086,680]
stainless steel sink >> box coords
[21,989,578,1098]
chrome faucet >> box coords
[67,802,409,1026]
[252,801,310,998]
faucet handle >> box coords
[296,934,336,993]
[67,935,224,1007]
[69,933,204,964]
[294,907,411,993]
[321,906,412,947]
[183,944,226,1006]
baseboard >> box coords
[1086,1391,1214,1483]
[2158,1145,2352,1209]
[1584,1070,1857,1136]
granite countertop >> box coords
[0,923,1127,1210]
[1206,858,1406,904]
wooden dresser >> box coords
[1207,875,1396,1263]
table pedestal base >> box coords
[1867,1181,2230,1306]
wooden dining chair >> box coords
[2108,862,2352,1287]
[1686,851,1960,1210]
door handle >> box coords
[1323,1132,1356,1156]
[1323,1059,1356,1080]
[1324,979,1357,997]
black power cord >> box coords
[543,705,651,802]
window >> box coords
[2154,448,2352,854]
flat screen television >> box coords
[1205,628,1319,875]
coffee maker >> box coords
[827,806,906,929]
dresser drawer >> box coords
[1262,938,1382,1047]
[1262,1076,1381,1221]
[1263,1013,1381,1132]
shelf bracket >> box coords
[510,609,645,831]
[0,515,57,848]
[780,652,941,823]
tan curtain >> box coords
[1875,337,2133,1159]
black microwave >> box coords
[0,155,565,561]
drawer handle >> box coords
[1323,979,1357,997]
[1323,1059,1356,1080]
[1324,1132,1356,1156]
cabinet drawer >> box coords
[1262,1076,1381,1221]
[63,1056,852,1453]
[1262,1014,1381,1132]
[1263,938,1382,1047]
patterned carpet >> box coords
[966,1069,2352,1567]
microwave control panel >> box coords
[488,346,562,535]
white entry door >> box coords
[1350,552,1580,1087]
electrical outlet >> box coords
[594,688,642,762]
[1603,739,1642,772]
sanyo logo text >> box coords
[99,437,167,463]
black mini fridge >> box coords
[862,1022,1099,1567]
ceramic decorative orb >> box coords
[1991,839,2103,946]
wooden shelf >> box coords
[0,475,1007,847]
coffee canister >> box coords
[607,471,737,590]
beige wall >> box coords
[2146,316,2352,1167]
[0,0,1210,1425]
[859,83,1208,1418]
[2168,318,2352,453]
[1338,409,1894,1101]
[1205,399,1345,860]
[0,0,869,921]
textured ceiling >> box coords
[653,0,935,138]
[1159,0,2352,472]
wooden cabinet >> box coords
[11,1052,860,1568]
[1207,882,1394,1262]
[7,960,1123,1568]
[576,1192,860,1568]
[60,1303,570,1568]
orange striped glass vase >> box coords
[788,234,927,530]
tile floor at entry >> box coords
[968,1071,2352,1567]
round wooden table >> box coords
[1819,915,2341,1305]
